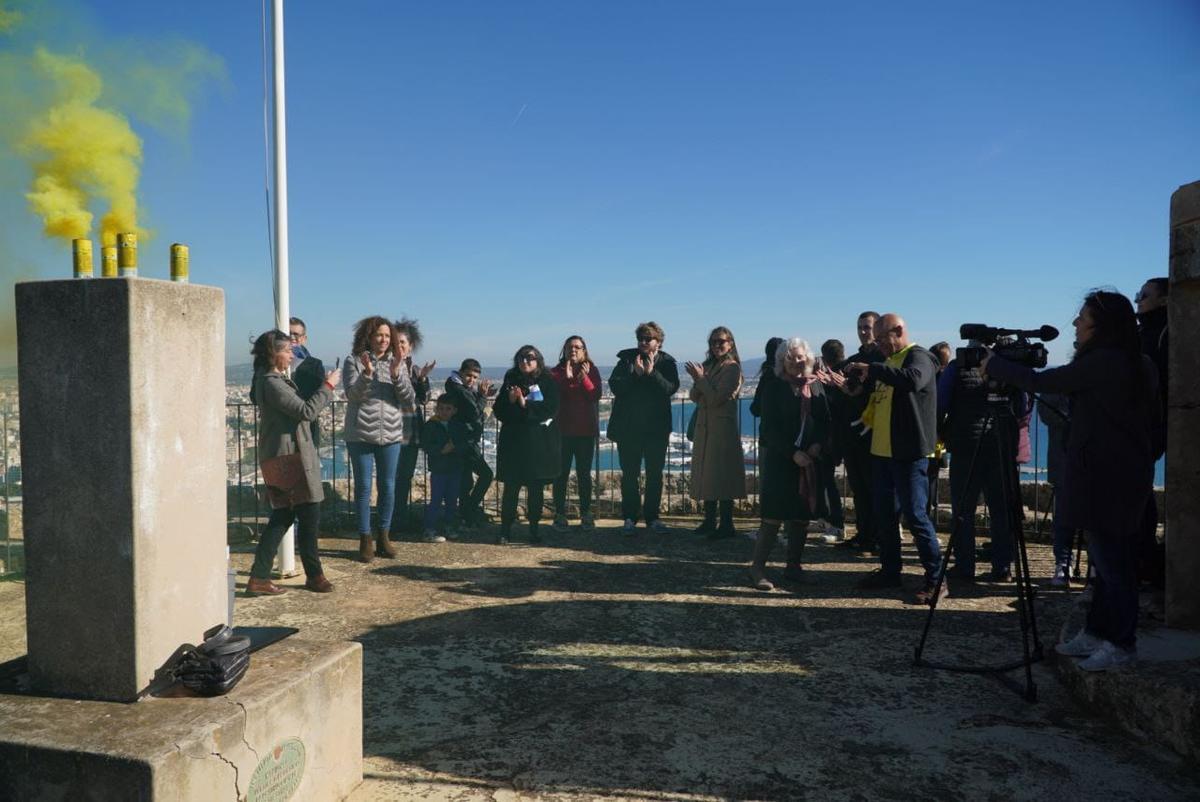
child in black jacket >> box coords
[421,396,470,541]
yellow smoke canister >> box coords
[117,232,138,277]
[72,238,93,278]
[170,243,189,283]
[101,246,118,277]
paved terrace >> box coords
[1,520,1197,801]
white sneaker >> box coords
[423,529,447,543]
[1078,641,1137,672]
[1055,630,1104,657]
[1050,564,1070,588]
[821,526,844,545]
[622,518,637,535]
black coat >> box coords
[444,372,489,446]
[607,348,680,442]
[757,377,831,521]
[493,368,562,484]
[866,345,939,461]
[987,347,1159,538]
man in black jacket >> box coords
[844,313,944,604]
[607,321,680,535]
[289,317,325,446]
[832,311,884,552]
[1136,277,1168,590]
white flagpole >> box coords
[272,0,298,577]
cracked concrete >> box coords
[3,517,1198,800]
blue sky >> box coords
[2,0,1198,368]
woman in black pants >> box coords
[550,335,602,532]
[983,289,1158,671]
[247,330,341,595]
[494,345,561,544]
[388,317,436,540]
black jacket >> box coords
[867,345,939,461]
[421,418,470,474]
[1138,307,1168,458]
[493,368,562,483]
[607,348,680,442]
[988,348,1159,537]
[443,372,489,446]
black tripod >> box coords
[913,398,1044,702]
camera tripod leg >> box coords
[914,417,991,666]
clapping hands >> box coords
[684,361,705,381]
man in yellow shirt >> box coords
[845,314,944,604]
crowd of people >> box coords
[244,279,1168,673]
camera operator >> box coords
[838,314,943,604]
[1135,277,1168,592]
[937,339,1028,583]
[982,290,1159,672]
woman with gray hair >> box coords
[747,337,832,590]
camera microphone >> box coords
[1036,325,1059,341]
[958,323,1059,342]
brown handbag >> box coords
[260,451,313,507]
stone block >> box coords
[15,279,227,701]
[0,638,363,801]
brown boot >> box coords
[358,534,375,563]
[246,577,287,596]
[305,573,334,593]
[747,522,780,591]
[375,531,396,558]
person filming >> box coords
[982,290,1159,672]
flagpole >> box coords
[272,0,298,577]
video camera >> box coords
[956,323,1057,369]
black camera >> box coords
[956,323,1057,370]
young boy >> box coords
[421,396,470,542]
[443,358,496,526]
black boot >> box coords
[528,522,542,544]
[748,521,780,591]
[710,500,736,539]
[694,501,717,535]
[497,523,512,545]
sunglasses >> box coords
[709,337,730,345]
[521,354,539,363]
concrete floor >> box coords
[2,520,1197,801]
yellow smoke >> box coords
[21,47,142,247]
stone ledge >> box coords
[0,638,362,801]
[1052,627,1200,762]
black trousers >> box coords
[616,432,670,523]
[252,502,322,579]
[389,442,421,534]
[842,435,876,544]
[553,435,596,516]
[459,446,494,516]
[501,481,546,527]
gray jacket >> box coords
[254,371,334,506]
[341,353,416,445]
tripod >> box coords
[913,398,1044,702]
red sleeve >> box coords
[582,365,601,401]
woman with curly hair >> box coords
[388,317,438,541]
[342,315,416,562]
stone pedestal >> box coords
[1167,181,1200,630]
[0,639,363,801]
[15,279,228,701]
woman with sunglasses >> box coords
[493,345,561,544]
[684,326,748,538]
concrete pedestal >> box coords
[1167,181,1200,630]
[0,639,363,801]
[15,279,227,701]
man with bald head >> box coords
[844,314,944,603]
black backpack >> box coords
[173,624,251,697]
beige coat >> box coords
[689,357,747,500]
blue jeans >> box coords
[873,456,942,580]
[347,441,402,535]
[425,472,462,530]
